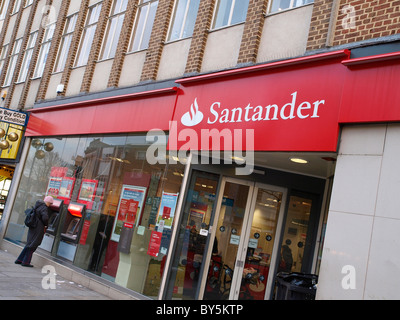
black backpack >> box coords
[24,206,38,228]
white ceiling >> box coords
[252,152,337,178]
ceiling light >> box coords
[231,156,245,164]
[290,157,308,164]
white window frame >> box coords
[268,0,314,14]
[33,23,56,78]
[101,0,128,60]
[24,0,34,7]
[167,0,200,42]
[0,44,9,77]
[211,0,249,30]
[4,38,23,86]
[12,0,22,14]
[129,0,158,53]
[54,13,77,72]
[17,31,37,82]
[0,0,9,20]
[75,2,102,67]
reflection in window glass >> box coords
[164,170,220,300]
[5,133,184,299]
[277,195,312,274]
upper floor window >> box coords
[212,0,249,30]
[12,0,22,14]
[0,44,9,74]
[167,0,200,42]
[33,23,56,78]
[129,0,158,52]
[269,0,314,13]
[101,0,128,60]
[17,31,37,82]
[75,2,102,67]
[0,0,9,20]
[4,38,22,86]
[54,13,78,72]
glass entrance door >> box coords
[201,178,287,300]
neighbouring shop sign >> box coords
[0,107,28,126]
[0,107,28,160]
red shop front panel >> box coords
[25,87,178,137]
[170,50,350,152]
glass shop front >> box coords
[4,133,185,299]
[4,131,331,300]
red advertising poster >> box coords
[119,199,139,224]
[147,231,162,257]
[111,185,147,242]
[79,220,91,245]
[162,206,171,219]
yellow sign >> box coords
[0,122,24,160]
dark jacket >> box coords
[26,200,50,249]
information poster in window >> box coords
[46,177,62,197]
[77,179,98,210]
[156,192,179,230]
[147,231,162,257]
[58,177,75,203]
[111,185,147,242]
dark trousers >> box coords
[16,246,36,265]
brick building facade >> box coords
[0,0,398,111]
[1,0,400,301]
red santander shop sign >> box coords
[170,50,350,152]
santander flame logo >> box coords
[180,98,204,127]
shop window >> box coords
[75,2,102,67]
[101,0,128,60]
[129,0,158,52]
[167,0,200,42]
[0,179,11,221]
[5,133,184,299]
[54,14,78,73]
[269,0,314,14]
[212,0,249,30]
[164,170,220,300]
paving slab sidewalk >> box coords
[0,248,112,300]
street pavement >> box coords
[0,247,112,300]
